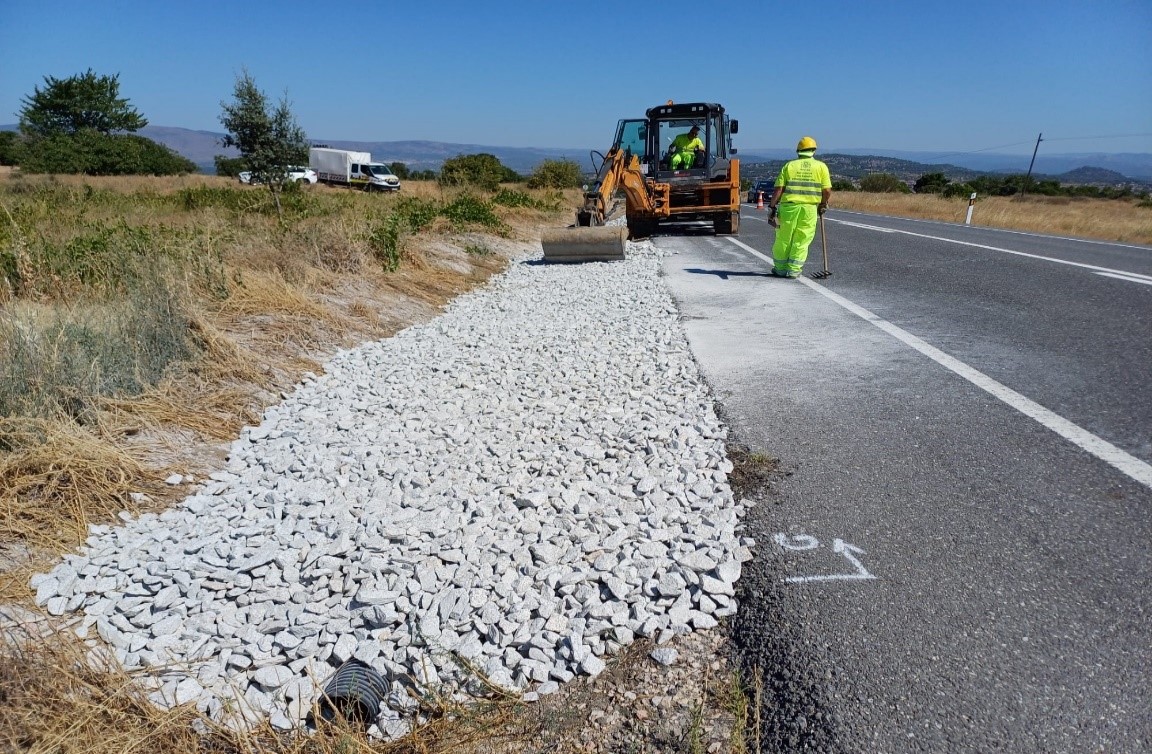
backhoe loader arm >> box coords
[577,148,659,226]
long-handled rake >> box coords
[810,213,832,279]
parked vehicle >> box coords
[237,166,317,185]
[747,178,774,204]
[308,148,401,192]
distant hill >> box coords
[790,148,1152,181]
[137,126,238,166]
[0,124,593,175]
[308,139,593,176]
[1053,166,1129,185]
[4,124,1150,183]
[131,127,592,175]
[740,152,1151,189]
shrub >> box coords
[941,182,976,199]
[394,196,440,232]
[492,189,534,208]
[213,155,246,177]
[0,277,198,421]
[0,131,22,166]
[19,131,196,176]
[441,194,504,230]
[914,172,950,194]
[860,173,911,193]
[439,153,520,191]
[526,159,584,189]
[366,213,404,272]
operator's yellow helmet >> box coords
[797,136,818,151]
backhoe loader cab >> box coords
[644,102,737,183]
[540,101,741,262]
[610,104,737,179]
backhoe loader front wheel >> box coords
[714,210,740,235]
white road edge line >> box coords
[1095,271,1152,286]
[824,219,1152,281]
[724,236,1152,491]
[834,209,1152,251]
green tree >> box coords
[526,159,584,189]
[439,153,520,191]
[389,161,411,180]
[19,69,147,138]
[219,70,308,219]
[20,131,195,175]
[213,155,246,177]
[941,182,975,199]
[914,172,950,194]
[860,173,910,193]
[831,178,856,192]
[0,131,22,166]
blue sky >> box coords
[1,0,1149,157]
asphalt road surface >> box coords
[657,209,1152,753]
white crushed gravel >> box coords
[29,235,753,736]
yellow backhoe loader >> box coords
[541,101,741,262]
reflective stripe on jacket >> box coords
[775,156,832,204]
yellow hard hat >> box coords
[797,136,818,151]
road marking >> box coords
[773,533,819,551]
[774,534,876,584]
[726,237,1152,491]
[1095,271,1152,286]
[834,209,1152,251]
[836,220,896,233]
[825,219,1152,281]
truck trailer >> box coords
[308,148,401,192]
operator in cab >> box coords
[668,125,704,169]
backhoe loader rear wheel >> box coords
[714,210,740,235]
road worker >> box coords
[668,125,704,170]
[767,136,832,278]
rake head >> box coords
[810,269,832,280]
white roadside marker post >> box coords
[965,192,977,225]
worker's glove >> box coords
[768,206,779,228]
[817,203,828,216]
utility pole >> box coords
[1020,132,1043,198]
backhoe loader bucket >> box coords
[540,226,626,263]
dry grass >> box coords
[0,173,544,578]
[831,191,1152,245]
[0,620,534,754]
[0,417,172,600]
[0,170,606,753]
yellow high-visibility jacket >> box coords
[775,155,831,204]
[671,133,704,154]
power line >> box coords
[1041,132,1152,142]
[920,141,1036,162]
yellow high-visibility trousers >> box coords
[772,203,818,277]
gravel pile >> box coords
[29,238,752,736]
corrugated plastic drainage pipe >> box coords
[312,659,392,728]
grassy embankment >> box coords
[0,170,590,752]
[0,172,572,584]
